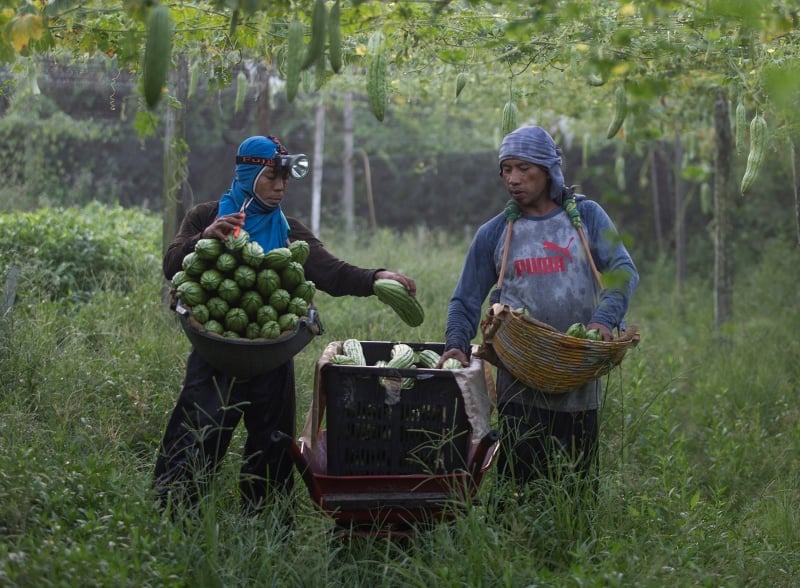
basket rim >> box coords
[492,304,640,346]
[175,300,322,347]
[511,309,640,348]
[173,300,323,378]
[478,303,640,392]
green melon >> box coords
[269,288,291,313]
[206,296,230,321]
[293,280,316,304]
[278,313,299,332]
[234,264,257,289]
[241,241,265,268]
[280,261,305,291]
[256,268,281,298]
[256,304,278,326]
[195,238,224,261]
[289,239,310,265]
[199,268,224,292]
[217,278,242,305]
[240,290,264,319]
[263,247,292,270]
[181,252,207,276]
[288,297,309,317]
[191,303,209,324]
[225,228,249,252]
[245,322,262,340]
[204,319,224,335]
[224,307,249,334]
[259,320,281,339]
[171,270,190,289]
[216,252,239,274]
[177,280,207,306]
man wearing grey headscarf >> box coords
[440,125,639,498]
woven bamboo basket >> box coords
[476,303,640,392]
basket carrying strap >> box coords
[496,220,514,289]
[498,200,604,292]
[563,198,604,291]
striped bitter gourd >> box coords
[387,343,415,369]
[415,349,441,369]
[501,101,518,136]
[328,0,342,73]
[455,72,468,99]
[286,18,304,103]
[142,4,173,110]
[234,71,247,113]
[373,279,424,327]
[302,0,327,71]
[740,113,767,195]
[442,358,464,370]
[606,84,627,139]
[366,31,387,122]
[388,343,416,389]
[342,339,366,365]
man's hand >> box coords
[586,322,613,341]
[436,348,468,368]
[201,212,245,241]
[374,270,416,296]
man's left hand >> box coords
[586,322,613,341]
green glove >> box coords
[563,197,582,229]
[503,199,521,221]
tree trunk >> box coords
[311,96,325,235]
[161,58,190,304]
[356,148,377,231]
[674,132,686,296]
[648,147,664,255]
[650,142,674,257]
[342,92,355,232]
[713,89,733,333]
[790,138,800,248]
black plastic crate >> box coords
[322,341,471,476]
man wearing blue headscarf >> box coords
[216,135,292,252]
[154,135,416,519]
[439,125,639,502]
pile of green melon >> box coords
[172,230,315,340]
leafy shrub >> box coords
[0,201,161,303]
[0,91,117,210]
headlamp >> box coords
[235,153,311,179]
[278,154,310,179]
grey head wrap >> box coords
[498,125,565,203]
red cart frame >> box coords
[272,429,499,537]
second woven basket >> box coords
[476,303,639,392]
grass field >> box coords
[1,222,798,587]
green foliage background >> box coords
[1,203,798,586]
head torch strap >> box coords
[236,155,279,167]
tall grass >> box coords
[1,219,798,587]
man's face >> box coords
[254,167,289,207]
[500,159,552,211]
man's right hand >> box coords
[435,348,469,368]
[202,212,245,240]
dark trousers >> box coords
[153,348,296,512]
[496,402,599,489]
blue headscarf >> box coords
[498,125,566,204]
[217,135,291,252]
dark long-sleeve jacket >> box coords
[164,201,380,297]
